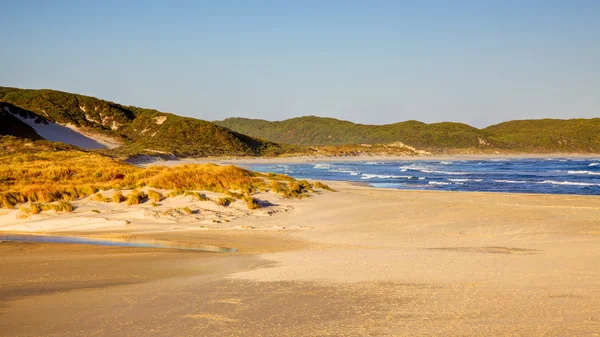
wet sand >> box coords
[1,182,600,336]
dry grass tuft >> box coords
[30,201,42,214]
[184,191,210,201]
[215,197,234,207]
[19,201,74,214]
[111,191,125,203]
[242,195,261,209]
[91,193,107,203]
[224,190,244,199]
[312,181,335,191]
[147,190,162,203]
[170,188,185,197]
[126,190,147,206]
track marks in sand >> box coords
[428,246,542,255]
[184,313,238,323]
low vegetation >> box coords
[126,190,147,206]
[0,86,300,158]
[91,193,107,203]
[18,201,74,217]
[147,190,162,203]
[215,197,234,207]
[0,142,332,212]
[243,195,261,209]
[216,116,482,149]
[183,191,210,201]
[2,87,599,156]
[111,191,125,203]
[312,181,335,191]
[216,116,600,153]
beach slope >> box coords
[1,182,599,336]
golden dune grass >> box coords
[0,150,332,210]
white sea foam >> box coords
[313,164,331,169]
[428,181,451,186]
[449,178,483,182]
[361,174,412,180]
[399,164,466,175]
[588,163,599,167]
[494,180,528,184]
[399,164,430,171]
[365,161,383,165]
[567,170,600,175]
[332,169,360,176]
[537,180,600,186]
[422,169,465,175]
[440,161,452,165]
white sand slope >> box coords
[4,106,118,149]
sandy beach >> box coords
[131,153,600,168]
[1,181,599,336]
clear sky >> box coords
[2,1,599,127]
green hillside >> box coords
[215,117,480,148]
[216,116,600,153]
[0,87,294,157]
[3,86,598,156]
[482,119,600,152]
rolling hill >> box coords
[2,86,598,156]
[216,116,600,153]
[0,87,293,157]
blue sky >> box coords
[2,1,599,127]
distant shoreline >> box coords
[135,153,600,167]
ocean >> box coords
[246,158,600,196]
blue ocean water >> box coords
[246,158,600,196]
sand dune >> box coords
[5,106,119,149]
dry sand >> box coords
[133,153,600,167]
[1,182,599,336]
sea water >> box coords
[0,234,237,252]
[246,158,600,196]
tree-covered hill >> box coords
[482,118,600,153]
[216,116,600,153]
[3,86,598,156]
[215,117,482,149]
